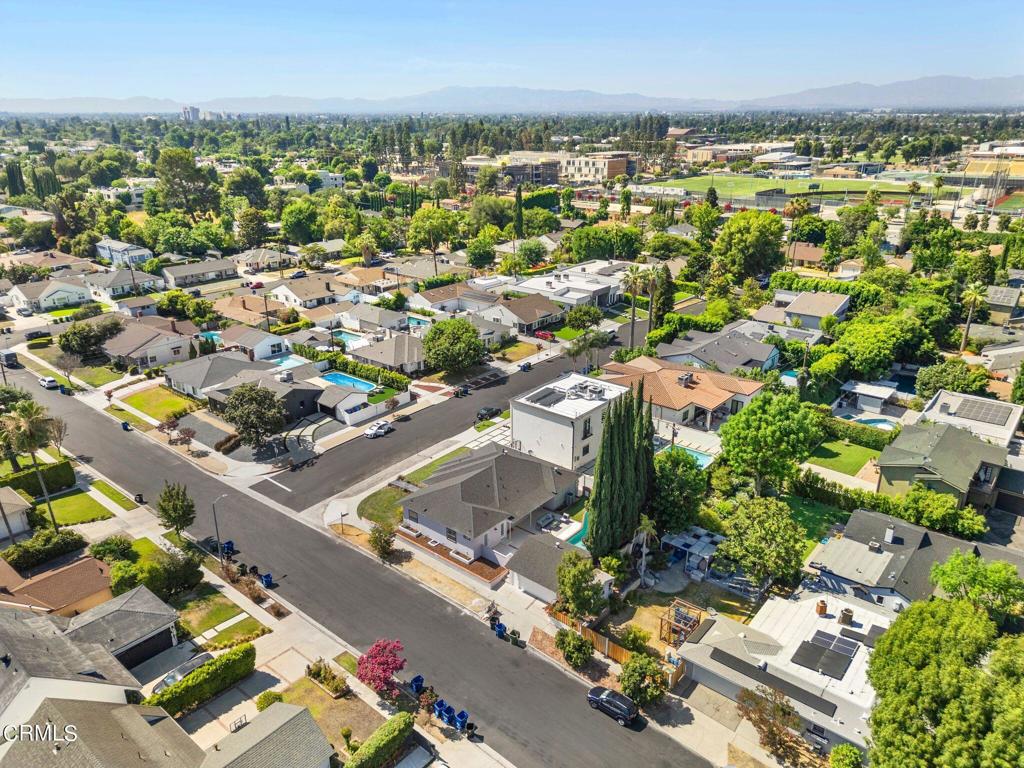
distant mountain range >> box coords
[2,76,1022,115]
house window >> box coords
[172,347,182,356]
[582,417,592,439]
[875,595,884,604]
[582,444,590,457]
[445,528,457,543]
[408,511,418,523]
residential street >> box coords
[13,362,707,768]
[252,321,641,510]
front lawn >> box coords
[475,419,496,431]
[405,446,470,485]
[131,537,162,563]
[91,480,137,510]
[604,305,650,325]
[282,677,384,749]
[47,489,113,525]
[203,616,268,647]
[552,323,585,341]
[495,340,541,362]
[170,582,243,635]
[31,346,122,388]
[356,486,408,526]
[122,386,196,422]
[334,651,359,675]
[782,495,850,558]
[105,404,154,431]
[807,439,880,476]
[0,454,32,476]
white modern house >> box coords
[512,260,629,307]
[511,373,628,470]
[9,277,91,313]
[94,238,153,267]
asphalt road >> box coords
[15,365,705,768]
[252,320,646,510]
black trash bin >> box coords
[133,493,144,504]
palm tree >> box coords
[565,334,590,372]
[3,401,58,531]
[959,282,987,354]
[622,264,650,349]
[905,181,921,219]
[634,514,658,586]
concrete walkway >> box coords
[801,461,878,492]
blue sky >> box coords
[6,0,1023,101]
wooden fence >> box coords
[549,609,634,666]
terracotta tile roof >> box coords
[0,556,111,613]
[602,356,763,411]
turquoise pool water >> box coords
[332,329,363,344]
[322,371,376,392]
[662,445,715,469]
[568,513,589,546]
[841,415,898,431]
[269,353,312,370]
[407,316,430,326]
[200,331,222,345]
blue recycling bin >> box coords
[58,384,66,395]
[443,705,455,726]
[223,540,235,556]
[455,711,469,731]
[433,699,446,719]
[494,622,506,640]
[410,675,424,695]
[260,573,273,588]
[121,421,131,431]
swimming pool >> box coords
[269,353,312,370]
[322,371,376,392]
[200,331,222,345]
[842,415,898,431]
[407,316,430,327]
[568,513,589,546]
[332,329,363,344]
[662,445,716,469]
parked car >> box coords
[0,350,20,368]
[290,270,307,280]
[250,281,264,289]
[476,406,501,421]
[25,330,51,341]
[153,653,214,694]
[37,376,58,389]
[363,420,394,439]
[16,307,32,317]
[534,330,554,341]
[587,686,639,726]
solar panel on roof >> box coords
[811,630,838,648]
[955,398,1013,426]
[818,649,853,680]
[792,641,827,670]
[832,637,860,657]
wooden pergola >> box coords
[659,598,704,647]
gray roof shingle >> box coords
[200,703,333,768]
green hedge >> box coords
[824,414,899,450]
[2,460,76,499]
[523,189,559,210]
[27,337,53,349]
[645,309,728,347]
[2,528,86,570]
[623,293,651,309]
[291,344,410,391]
[269,318,313,335]
[144,643,255,716]
[346,712,415,768]
[419,272,465,290]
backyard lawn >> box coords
[367,386,399,405]
[604,304,649,325]
[807,439,880,476]
[565,497,587,522]
[171,582,243,635]
[122,386,196,422]
[782,495,850,558]
[47,489,113,525]
[356,486,407,526]
[91,480,137,510]
[105,404,154,431]
[282,676,384,748]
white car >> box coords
[363,420,394,439]
[38,376,59,389]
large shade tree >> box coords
[2,400,59,530]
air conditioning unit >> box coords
[276,370,293,383]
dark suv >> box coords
[476,406,501,421]
[587,686,639,726]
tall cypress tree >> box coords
[586,399,619,558]
[634,380,655,522]
[514,184,524,239]
[616,390,638,547]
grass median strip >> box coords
[90,480,138,510]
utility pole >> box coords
[212,493,228,567]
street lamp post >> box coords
[212,493,228,567]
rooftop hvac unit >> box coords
[884,525,895,544]
[276,370,293,383]
[868,540,882,553]
[677,372,694,387]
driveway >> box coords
[16,361,705,768]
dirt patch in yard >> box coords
[283,677,384,751]
[330,525,488,613]
[528,627,619,690]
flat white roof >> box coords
[921,389,1024,447]
[514,373,627,419]
[748,591,894,712]
[841,380,898,400]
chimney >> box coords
[884,524,895,544]
[868,540,882,553]
[816,599,827,616]
[169,319,177,333]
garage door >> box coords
[117,627,173,670]
[997,492,1024,517]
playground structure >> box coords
[658,598,705,647]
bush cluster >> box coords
[554,628,594,669]
[345,712,415,768]
[306,657,351,696]
[144,643,256,716]
[2,460,76,498]
[2,528,86,570]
